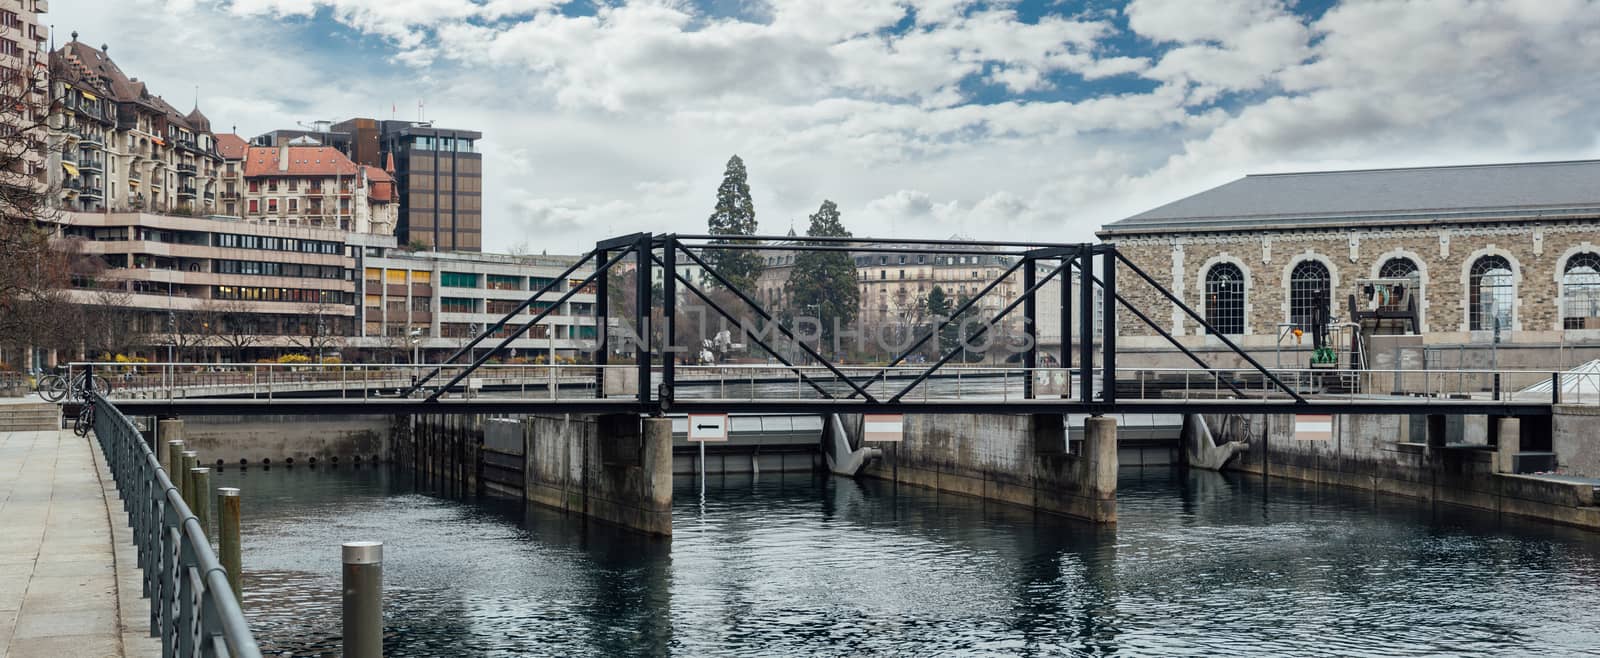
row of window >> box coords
[214,259,348,280]
[215,232,342,255]
[213,286,351,305]
[1200,253,1600,334]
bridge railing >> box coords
[89,391,261,657]
[67,362,1594,406]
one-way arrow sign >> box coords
[687,413,729,442]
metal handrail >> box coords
[90,391,261,658]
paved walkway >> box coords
[0,429,159,657]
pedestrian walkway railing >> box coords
[91,391,261,658]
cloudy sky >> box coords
[47,0,1600,252]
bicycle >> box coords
[72,403,94,438]
[37,368,111,403]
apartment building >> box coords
[853,239,1022,330]
[58,210,360,360]
[48,34,224,215]
[215,135,398,235]
[351,247,598,361]
[0,0,49,210]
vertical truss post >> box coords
[1062,256,1072,381]
[636,235,653,407]
[1078,245,1094,403]
[594,249,608,398]
[1101,245,1117,405]
[662,237,677,406]
[1022,257,1036,400]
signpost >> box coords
[687,413,729,493]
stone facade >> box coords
[1107,216,1600,346]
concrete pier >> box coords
[0,429,159,657]
[522,414,673,536]
[860,413,1119,523]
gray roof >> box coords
[1103,159,1600,233]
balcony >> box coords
[177,163,197,175]
[177,186,197,198]
[220,190,239,200]
[221,170,238,179]
[75,129,105,149]
[77,155,104,173]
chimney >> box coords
[278,145,289,172]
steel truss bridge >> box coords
[88,234,1562,418]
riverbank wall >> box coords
[859,414,1118,523]
[1206,409,1600,530]
[177,414,390,466]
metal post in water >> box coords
[217,487,242,601]
[189,467,211,538]
[342,541,384,658]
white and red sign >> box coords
[1295,414,1333,441]
[687,413,729,442]
[863,414,905,442]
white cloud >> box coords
[44,0,1600,254]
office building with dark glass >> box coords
[258,119,484,252]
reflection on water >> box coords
[216,464,1600,656]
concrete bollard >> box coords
[180,451,198,502]
[165,440,185,485]
[217,487,243,602]
[342,541,384,658]
[189,468,212,538]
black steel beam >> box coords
[636,234,653,408]
[662,236,678,406]
[1078,245,1093,403]
[424,249,634,403]
[1102,249,1116,405]
[595,248,608,398]
[1114,250,1308,404]
[93,398,1557,418]
[403,251,594,397]
[674,234,1077,249]
[841,256,1028,398]
[597,232,653,251]
[672,245,880,402]
[1022,258,1036,400]
[886,259,1068,403]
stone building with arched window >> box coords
[1098,159,1600,368]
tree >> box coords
[0,63,71,369]
[927,285,953,358]
[78,286,146,360]
[208,299,261,362]
[285,301,346,361]
[701,155,764,292]
[786,200,860,358]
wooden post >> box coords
[217,487,243,601]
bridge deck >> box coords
[92,395,1554,417]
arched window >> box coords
[1289,260,1331,329]
[1379,257,1419,280]
[1204,263,1245,335]
[1469,255,1514,331]
[1562,252,1600,330]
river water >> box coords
[215,465,1600,656]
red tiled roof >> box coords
[216,134,248,160]
[242,146,362,177]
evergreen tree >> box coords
[787,200,860,357]
[702,155,764,291]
